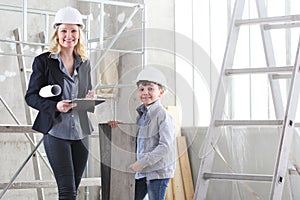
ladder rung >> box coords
[235,14,300,26]
[264,22,300,30]
[225,66,293,75]
[215,120,283,127]
[0,125,36,133]
[272,74,292,79]
[203,172,273,182]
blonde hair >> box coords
[48,26,87,61]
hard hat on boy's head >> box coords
[53,7,84,29]
[136,67,167,88]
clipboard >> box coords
[71,98,105,110]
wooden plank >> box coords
[110,124,137,200]
[165,106,184,199]
[172,153,185,200]
[38,32,46,51]
[166,180,174,200]
[0,125,36,133]
[165,106,181,137]
[0,124,98,139]
[177,136,194,200]
[0,178,101,189]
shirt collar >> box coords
[50,53,83,70]
[137,99,160,116]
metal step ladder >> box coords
[194,0,300,199]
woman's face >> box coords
[57,24,80,50]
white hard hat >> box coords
[136,67,167,88]
[53,7,84,29]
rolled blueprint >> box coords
[39,84,61,98]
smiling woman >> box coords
[25,6,95,200]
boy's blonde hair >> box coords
[47,26,87,61]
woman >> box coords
[25,7,94,200]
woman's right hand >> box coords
[56,100,77,113]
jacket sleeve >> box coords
[25,55,60,120]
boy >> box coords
[108,67,176,200]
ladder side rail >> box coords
[13,28,44,200]
[270,36,300,200]
[256,1,298,199]
[193,0,246,199]
[256,0,285,119]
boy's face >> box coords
[138,82,164,106]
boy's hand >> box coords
[128,161,143,172]
[85,90,95,98]
[108,120,118,128]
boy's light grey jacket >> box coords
[136,100,176,180]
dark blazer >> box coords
[25,52,93,134]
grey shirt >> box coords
[48,54,93,140]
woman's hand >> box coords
[56,100,77,113]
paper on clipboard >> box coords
[72,98,105,110]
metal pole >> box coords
[0,96,52,173]
[99,3,104,49]
[141,1,146,69]
[91,6,141,73]
[23,0,27,41]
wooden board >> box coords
[172,146,186,200]
[0,178,101,189]
[177,136,194,200]
[0,125,36,133]
[166,180,174,200]
[165,106,185,199]
[165,106,181,137]
[110,124,137,200]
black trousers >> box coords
[43,134,89,200]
